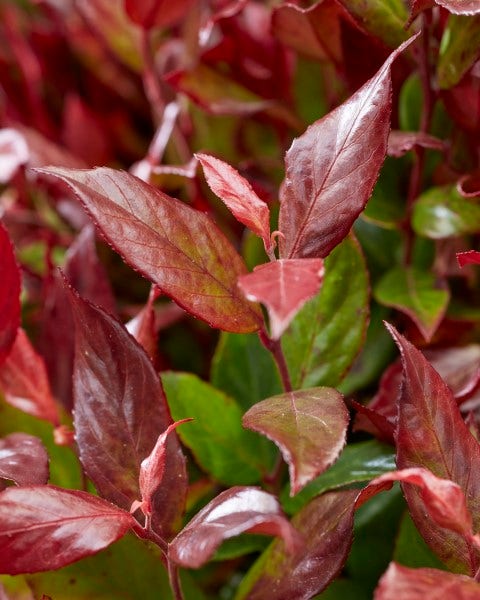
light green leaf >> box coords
[438,15,480,89]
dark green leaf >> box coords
[363,157,407,228]
[212,534,270,561]
[394,512,447,570]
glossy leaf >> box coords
[0,329,59,426]
[457,251,480,268]
[36,167,262,334]
[387,130,445,157]
[162,372,272,485]
[70,289,187,538]
[236,490,357,600]
[374,267,449,341]
[0,486,134,574]
[0,434,49,486]
[243,388,348,495]
[169,487,298,568]
[282,236,369,389]
[0,223,20,368]
[124,0,194,29]
[436,0,480,14]
[375,563,480,600]
[0,129,28,183]
[196,153,271,250]
[279,35,417,259]
[388,325,480,574]
[238,259,324,340]
[437,15,480,89]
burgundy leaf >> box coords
[387,130,445,158]
[356,468,474,540]
[124,0,195,29]
[243,388,348,495]
[406,0,435,27]
[375,563,480,599]
[387,324,480,574]
[238,259,324,339]
[196,153,272,251]
[457,250,480,268]
[126,286,160,364]
[36,167,262,334]
[352,400,396,444]
[0,128,29,183]
[0,222,21,368]
[168,487,298,568]
[69,287,187,538]
[0,328,59,426]
[278,35,419,259]
[0,486,134,574]
[435,0,480,14]
[238,490,357,599]
[0,433,49,486]
[457,173,480,198]
[136,419,192,516]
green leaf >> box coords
[438,15,480,89]
[363,157,407,228]
[282,236,369,389]
[394,512,448,571]
[413,185,480,238]
[374,267,450,341]
[399,73,423,131]
[211,332,281,411]
[281,440,396,515]
[162,372,274,484]
[213,534,270,561]
[314,579,370,600]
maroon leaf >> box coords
[238,259,324,339]
[435,0,480,14]
[243,388,348,495]
[387,130,446,158]
[126,286,160,364]
[457,250,480,268]
[0,433,49,486]
[36,167,262,334]
[124,0,195,29]
[69,287,187,538]
[0,486,134,574]
[278,34,419,259]
[196,153,272,251]
[457,173,480,198]
[0,222,21,368]
[406,0,435,27]
[237,490,357,599]
[0,328,59,426]
[387,324,480,574]
[0,128,29,183]
[168,487,298,568]
[375,563,480,599]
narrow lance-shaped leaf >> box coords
[387,324,480,574]
[69,287,187,538]
[36,167,262,334]
[168,487,299,568]
[196,153,272,252]
[238,259,324,340]
[0,486,135,574]
[243,388,348,496]
[0,222,21,367]
[0,433,49,486]
[279,34,419,259]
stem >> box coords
[259,328,292,393]
[168,560,185,600]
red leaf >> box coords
[406,0,435,28]
[457,173,480,198]
[69,288,187,538]
[0,222,21,367]
[196,153,272,251]
[387,324,480,574]
[168,487,298,568]
[243,388,348,495]
[124,0,195,29]
[387,130,446,158]
[0,433,49,486]
[36,167,261,334]
[375,563,480,600]
[278,34,419,259]
[137,419,192,516]
[0,486,134,574]
[435,0,480,14]
[0,128,29,183]
[238,259,324,339]
[126,286,159,364]
[356,467,474,540]
[457,250,480,268]
[0,328,59,426]
[238,490,357,599]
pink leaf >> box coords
[387,130,446,158]
[279,34,419,259]
[238,258,324,339]
[137,418,192,516]
[387,324,480,574]
[0,486,134,574]
[169,487,299,568]
[0,128,29,183]
[243,388,348,495]
[36,167,262,334]
[0,328,59,426]
[0,433,49,486]
[0,222,21,368]
[457,250,480,268]
[435,0,480,15]
[69,287,187,538]
[196,153,272,251]
[375,563,480,600]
